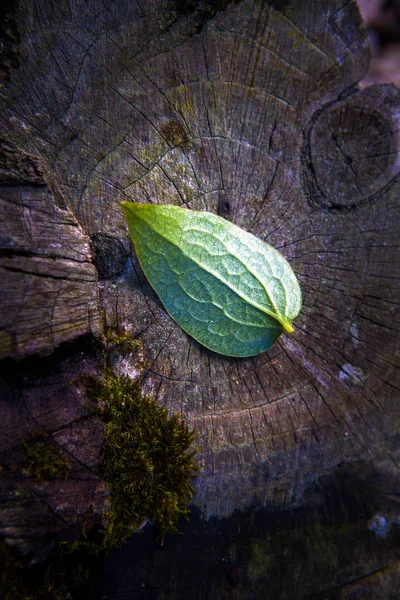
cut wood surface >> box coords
[0,0,399,593]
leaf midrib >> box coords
[139,230,268,330]
[183,225,285,324]
[134,210,292,332]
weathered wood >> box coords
[0,134,102,360]
[0,0,399,594]
[0,339,108,560]
[0,180,102,359]
[102,478,400,598]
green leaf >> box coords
[121,203,302,357]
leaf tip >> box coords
[282,321,295,334]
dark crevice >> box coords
[0,264,95,282]
[217,196,231,218]
[0,0,20,85]
[0,138,46,186]
[0,333,102,381]
[0,248,37,259]
[0,180,47,188]
[166,0,241,36]
[0,248,88,261]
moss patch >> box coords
[0,541,28,600]
[102,326,140,355]
[22,432,70,481]
[160,119,190,149]
[0,539,98,600]
[86,368,199,548]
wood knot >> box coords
[303,85,400,211]
[217,195,231,218]
[90,233,128,280]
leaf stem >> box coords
[282,321,294,334]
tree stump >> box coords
[0,0,399,595]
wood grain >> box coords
[0,1,399,592]
[0,181,102,359]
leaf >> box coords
[121,203,302,357]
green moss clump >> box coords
[0,541,29,600]
[102,326,140,354]
[86,369,199,548]
[23,433,70,481]
[160,119,190,148]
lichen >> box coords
[22,432,70,481]
[85,368,199,548]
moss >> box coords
[138,138,169,168]
[22,432,70,481]
[0,541,29,600]
[85,368,199,548]
[35,560,90,600]
[102,326,140,354]
[160,119,190,149]
[228,516,357,588]
[175,84,194,117]
[0,539,96,600]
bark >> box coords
[0,0,399,595]
[0,178,102,359]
